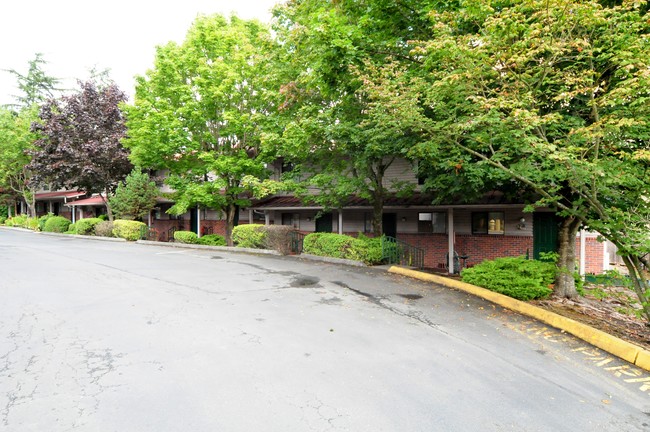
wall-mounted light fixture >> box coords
[517,217,526,230]
[307,216,312,222]
[401,217,407,222]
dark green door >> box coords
[382,213,397,238]
[533,213,558,259]
[190,208,198,234]
[315,213,332,233]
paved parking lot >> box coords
[1,228,649,431]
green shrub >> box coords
[98,214,108,221]
[232,224,267,248]
[66,222,77,234]
[26,217,38,230]
[174,230,198,244]
[10,214,28,228]
[75,218,102,235]
[302,232,381,264]
[43,216,71,233]
[264,225,294,255]
[112,219,146,241]
[95,221,114,237]
[4,218,14,227]
[460,257,554,301]
[38,213,54,231]
[197,234,226,246]
[0,216,5,225]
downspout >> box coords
[197,205,201,237]
[579,229,586,276]
[448,208,455,274]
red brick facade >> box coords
[583,237,605,275]
[396,233,533,269]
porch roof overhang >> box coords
[250,191,529,211]
[65,196,106,207]
[35,190,86,201]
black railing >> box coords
[139,226,159,241]
[167,226,178,242]
[381,236,424,269]
[290,231,306,254]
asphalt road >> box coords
[1,228,649,431]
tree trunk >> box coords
[225,203,236,247]
[555,216,581,298]
[372,196,383,237]
[621,254,650,323]
[103,189,114,222]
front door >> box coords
[533,212,558,259]
[190,208,198,234]
[382,213,397,238]
[315,213,332,233]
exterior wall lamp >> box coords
[517,217,526,230]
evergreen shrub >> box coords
[43,216,71,233]
[66,222,77,234]
[174,230,199,244]
[112,219,146,241]
[460,257,554,300]
[232,224,267,248]
[197,234,226,246]
[38,213,54,231]
[76,218,103,235]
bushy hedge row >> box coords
[460,257,555,300]
[174,230,198,244]
[43,216,71,233]
[303,233,382,265]
[76,218,103,235]
[232,224,267,248]
[197,234,226,246]
[112,220,146,241]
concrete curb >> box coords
[38,232,127,242]
[135,240,282,256]
[389,266,650,372]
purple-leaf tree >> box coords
[30,81,132,220]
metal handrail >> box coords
[381,236,424,269]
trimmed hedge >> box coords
[197,234,226,246]
[75,218,102,235]
[460,257,554,301]
[43,216,71,233]
[38,213,54,231]
[303,232,383,265]
[95,221,114,237]
[66,222,77,234]
[232,224,267,248]
[174,230,198,244]
[112,219,146,241]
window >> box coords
[418,212,446,233]
[472,211,505,235]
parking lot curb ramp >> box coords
[389,266,650,372]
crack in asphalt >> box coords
[330,281,445,332]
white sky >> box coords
[0,0,281,106]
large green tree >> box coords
[0,105,39,216]
[123,15,276,245]
[271,0,439,235]
[4,53,61,109]
[362,0,650,314]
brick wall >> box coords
[584,237,605,274]
[397,233,533,269]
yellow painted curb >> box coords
[389,266,650,371]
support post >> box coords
[338,210,343,235]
